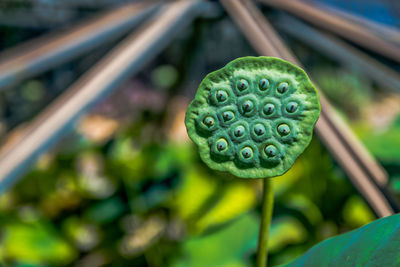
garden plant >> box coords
[185,56,400,266]
[1,1,400,266]
[185,56,320,266]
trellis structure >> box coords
[0,0,398,218]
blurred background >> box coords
[0,0,399,266]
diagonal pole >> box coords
[0,0,161,90]
[0,0,205,192]
[259,0,400,63]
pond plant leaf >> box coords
[185,56,320,178]
[1,221,77,265]
[283,212,400,267]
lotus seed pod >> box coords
[185,56,320,178]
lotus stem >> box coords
[256,178,274,267]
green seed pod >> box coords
[185,56,320,178]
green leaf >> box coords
[282,195,323,226]
[193,180,257,233]
[342,195,375,228]
[84,196,125,224]
[283,213,400,266]
[172,213,259,267]
[1,221,77,265]
[173,165,257,234]
[269,216,308,253]
[173,166,218,220]
[356,123,400,162]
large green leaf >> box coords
[172,213,259,267]
[283,213,400,266]
[1,221,77,265]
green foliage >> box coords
[0,111,375,266]
[151,65,179,90]
[173,213,259,267]
[342,196,375,228]
[20,80,45,102]
[312,68,370,119]
[0,93,382,266]
[356,119,400,162]
[84,196,125,224]
[1,221,77,265]
[269,216,308,254]
[284,213,400,267]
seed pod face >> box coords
[185,56,320,178]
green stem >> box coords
[256,178,274,267]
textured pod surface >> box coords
[185,56,320,178]
[284,212,400,267]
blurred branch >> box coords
[0,0,205,192]
[311,1,400,46]
[0,0,161,90]
[221,0,397,217]
[259,0,400,63]
[275,15,400,94]
[0,8,78,29]
[0,0,132,9]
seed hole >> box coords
[216,90,228,102]
[203,116,215,127]
[263,103,275,115]
[254,124,266,136]
[278,82,289,94]
[264,145,277,157]
[237,79,249,91]
[216,138,228,152]
[241,147,253,159]
[286,101,298,113]
[234,125,245,137]
[259,78,270,90]
[277,124,291,136]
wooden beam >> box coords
[259,0,400,63]
[0,1,160,89]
